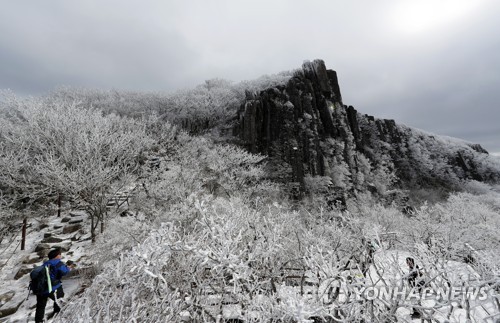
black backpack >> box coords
[29,264,52,295]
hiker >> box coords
[406,257,425,318]
[406,257,424,290]
[34,248,73,323]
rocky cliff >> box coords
[234,59,499,201]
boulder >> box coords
[0,291,15,306]
[22,254,41,264]
[34,243,50,252]
[14,265,33,280]
[51,242,72,252]
[0,303,22,318]
[53,224,63,230]
[37,249,48,259]
[0,292,24,318]
[71,234,81,241]
[61,216,72,223]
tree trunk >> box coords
[21,218,27,251]
[57,194,62,217]
[100,219,104,234]
[91,214,95,243]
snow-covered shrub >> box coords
[57,178,500,322]
[137,132,282,223]
[48,86,168,118]
[56,223,182,322]
[304,176,332,195]
[462,179,496,195]
[55,198,299,322]
[45,70,295,136]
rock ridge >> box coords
[234,59,498,199]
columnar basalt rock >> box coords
[235,59,361,195]
[234,59,497,198]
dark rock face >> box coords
[234,59,499,198]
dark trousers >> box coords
[35,287,64,323]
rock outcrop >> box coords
[234,59,499,200]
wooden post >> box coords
[21,218,27,251]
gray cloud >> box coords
[0,0,498,153]
[0,1,199,92]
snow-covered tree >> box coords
[0,93,153,242]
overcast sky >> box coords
[1,0,499,153]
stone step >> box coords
[41,236,64,244]
[69,211,86,218]
[107,198,129,204]
[62,224,82,234]
[68,218,83,225]
[48,241,72,252]
[21,254,41,265]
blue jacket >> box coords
[42,258,71,294]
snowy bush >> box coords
[56,179,500,322]
[47,70,296,136]
[0,94,154,241]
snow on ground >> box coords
[368,250,499,322]
[0,210,93,323]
